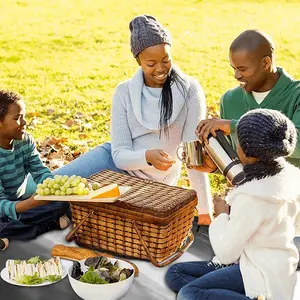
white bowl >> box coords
[68,257,134,300]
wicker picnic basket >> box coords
[65,170,197,267]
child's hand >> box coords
[29,195,53,208]
[31,198,52,207]
[213,194,230,216]
[16,195,52,213]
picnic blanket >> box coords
[0,225,299,299]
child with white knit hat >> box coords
[166,108,300,300]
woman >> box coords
[54,15,212,224]
[165,109,300,300]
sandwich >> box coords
[6,256,62,285]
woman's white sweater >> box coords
[110,67,212,214]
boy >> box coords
[0,90,70,244]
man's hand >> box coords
[15,195,52,213]
[213,194,230,217]
[146,149,176,171]
[196,118,232,145]
[191,149,218,173]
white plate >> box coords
[0,259,72,287]
[34,186,131,203]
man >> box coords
[196,29,300,267]
[196,29,300,171]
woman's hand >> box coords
[146,149,176,171]
[15,195,52,213]
[213,194,230,217]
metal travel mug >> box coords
[177,140,204,167]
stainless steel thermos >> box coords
[204,130,245,185]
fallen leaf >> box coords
[42,137,69,146]
[79,133,88,139]
[37,136,90,171]
[65,120,75,127]
[48,159,65,170]
[48,151,65,160]
[47,108,55,115]
[27,112,41,117]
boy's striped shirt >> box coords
[0,133,52,219]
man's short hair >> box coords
[230,29,275,59]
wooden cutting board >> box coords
[34,186,131,203]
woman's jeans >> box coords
[54,142,126,177]
[165,261,253,300]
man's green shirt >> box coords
[221,67,300,167]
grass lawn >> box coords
[1,0,300,191]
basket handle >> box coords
[132,221,194,268]
[65,210,94,242]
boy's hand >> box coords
[146,149,176,171]
[15,195,52,213]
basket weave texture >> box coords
[70,170,197,262]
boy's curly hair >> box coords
[0,90,22,121]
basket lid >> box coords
[88,170,197,218]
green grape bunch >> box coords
[36,175,90,196]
